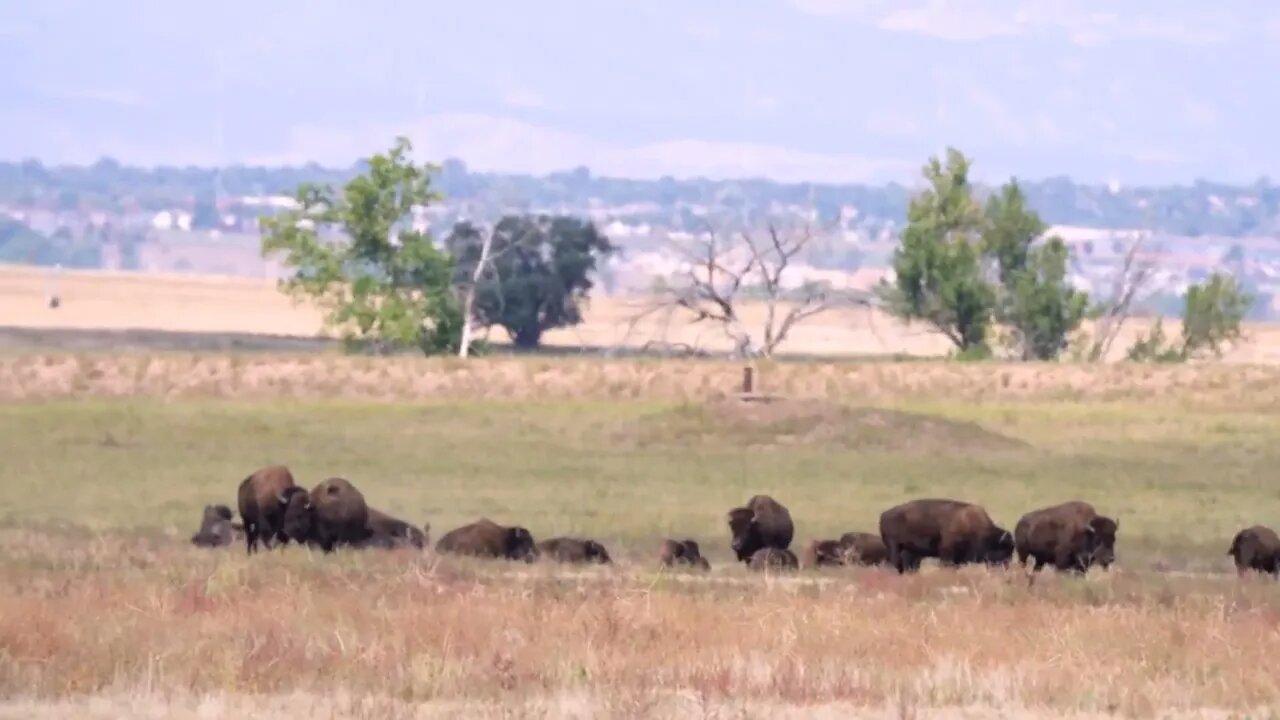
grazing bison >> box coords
[281,477,371,553]
[800,539,846,569]
[360,508,429,549]
[838,531,890,566]
[726,494,795,563]
[436,518,538,562]
[1015,501,1119,575]
[748,547,798,572]
[190,504,243,548]
[1227,525,1280,577]
[659,539,711,571]
[236,464,303,554]
[879,498,1015,574]
[537,537,613,565]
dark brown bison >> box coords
[800,539,846,569]
[281,477,371,553]
[190,504,244,548]
[435,518,538,562]
[1014,501,1119,575]
[838,531,889,566]
[359,508,429,549]
[748,547,799,571]
[236,464,303,554]
[659,539,711,571]
[726,494,794,563]
[879,498,1015,574]
[536,537,613,565]
[1227,525,1280,577]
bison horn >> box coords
[276,492,289,506]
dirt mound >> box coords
[626,395,1028,453]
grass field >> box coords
[2,352,1280,718]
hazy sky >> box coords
[4,0,1278,184]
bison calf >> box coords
[190,504,243,548]
[726,494,795,563]
[537,537,613,565]
[1015,501,1119,575]
[1227,525,1280,577]
[436,518,538,562]
[659,539,711,571]
[880,498,1014,574]
[800,539,846,569]
[748,547,799,572]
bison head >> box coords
[504,526,538,562]
[1087,515,1119,569]
[984,528,1016,567]
[727,507,763,562]
[584,540,613,565]
[279,487,313,542]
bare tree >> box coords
[457,226,496,358]
[626,221,870,358]
[1087,230,1157,362]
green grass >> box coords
[0,396,1277,571]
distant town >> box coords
[2,157,1278,320]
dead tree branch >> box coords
[1088,230,1156,362]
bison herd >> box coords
[190,464,1280,580]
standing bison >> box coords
[190,504,243,548]
[537,537,613,565]
[879,498,1015,574]
[236,464,303,554]
[1014,500,1119,575]
[659,539,711,571]
[726,494,794,564]
[1227,525,1280,577]
[436,518,538,562]
[281,477,371,553]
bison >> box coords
[1014,501,1119,575]
[190,504,243,548]
[536,537,613,565]
[726,494,794,563]
[800,539,846,569]
[1227,525,1280,577]
[281,477,371,553]
[838,531,889,566]
[360,507,429,550]
[436,518,538,562]
[748,547,799,572]
[879,498,1015,574]
[659,539,711,571]
[235,464,303,554]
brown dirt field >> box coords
[6,263,1280,362]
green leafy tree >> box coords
[260,137,462,355]
[1181,272,1252,358]
[880,148,993,355]
[446,214,615,349]
[982,180,1089,360]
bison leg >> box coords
[244,522,258,554]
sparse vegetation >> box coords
[2,371,1280,717]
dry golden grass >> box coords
[1,531,1279,719]
[5,352,1280,412]
[6,263,1280,362]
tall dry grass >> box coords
[1,532,1279,719]
[4,352,1280,410]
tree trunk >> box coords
[512,325,543,350]
[459,228,497,358]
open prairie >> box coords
[2,349,1280,718]
[6,263,1280,362]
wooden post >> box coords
[742,365,755,394]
